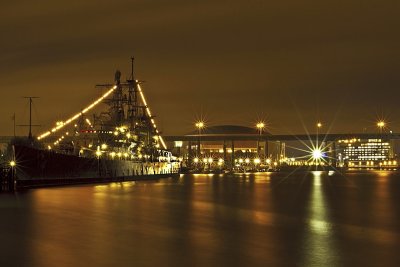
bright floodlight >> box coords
[312,149,323,160]
[256,122,265,129]
[377,121,385,128]
[195,121,205,129]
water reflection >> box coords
[301,171,339,266]
[1,172,400,266]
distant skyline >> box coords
[1,0,400,137]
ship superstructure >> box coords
[38,58,170,163]
[10,58,179,187]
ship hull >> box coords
[13,145,180,189]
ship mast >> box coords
[127,56,138,128]
[18,96,40,141]
[95,58,154,134]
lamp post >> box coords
[96,150,101,176]
[256,122,265,157]
[10,160,16,191]
[377,121,385,167]
[208,157,213,170]
[377,121,385,134]
[195,121,205,158]
[203,157,208,171]
[316,122,322,147]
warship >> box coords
[10,58,180,189]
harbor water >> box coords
[1,170,400,266]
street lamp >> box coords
[256,122,265,157]
[195,121,205,130]
[377,121,385,133]
[9,160,16,191]
[316,122,322,146]
[195,121,205,157]
[218,158,224,168]
[254,157,262,171]
[208,157,213,165]
[256,122,265,135]
[96,150,101,176]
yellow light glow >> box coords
[312,149,322,160]
[38,85,117,140]
[194,157,199,163]
[195,121,205,129]
[95,151,102,157]
[317,122,322,128]
[101,144,107,150]
[377,121,385,128]
[254,158,261,164]
[10,161,16,167]
[256,122,265,129]
[208,157,213,163]
[245,158,250,164]
[137,83,167,149]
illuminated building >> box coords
[337,138,396,168]
[165,125,282,171]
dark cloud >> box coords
[1,0,400,136]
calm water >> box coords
[1,171,400,267]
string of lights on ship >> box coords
[35,84,173,162]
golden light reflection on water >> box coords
[301,171,339,266]
[4,172,400,266]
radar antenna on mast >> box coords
[114,70,121,84]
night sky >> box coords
[1,0,400,137]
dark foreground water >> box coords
[1,171,400,267]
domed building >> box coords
[164,124,282,170]
[186,125,262,136]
